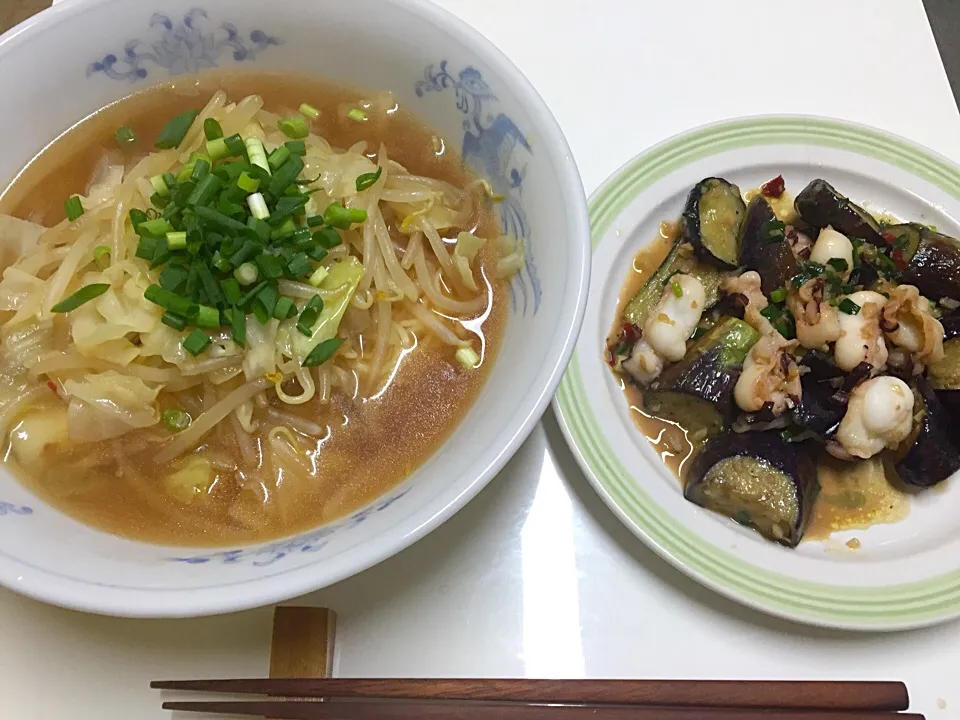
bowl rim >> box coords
[0,0,590,617]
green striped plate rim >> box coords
[555,116,960,630]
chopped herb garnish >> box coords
[203,118,223,141]
[302,337,345,367]
[762,218,786,241]
[51,283,110,313]
[115,126,137,146]
[155,109,201,150]
[299,103,320,120]
[162,408,192,432]
[671,280,683,298]
[278,116,309,139]
[347,107,368,123]
[827,257,849,272]
[182,329,212,356]
[839,298,861,315]
[356,166,383,192]
[64,196,84,222]
[769,287,787,304]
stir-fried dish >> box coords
[607,175,960,547]
[0,72,521,545]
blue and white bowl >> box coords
[0,0,589,616]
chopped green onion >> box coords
[309,265,329,288]
[286,253,312,277]
[138,217,174,237]
[256,284,279,316]
[268,145,291,171]
[237,171,261,193]
[230,307,246,347]
[307,215,325,228]
[203,118,223,141]
[166,231,187,250]
[271,218,297,241]
[297,296,324,336]
[115,126,137,146]
[278,116,309,139]
[155,109,200,150]
[355,166,382,192]
[182,329,212,356]
[302,337,345,367]
[64,196,84,222]
[308,246,329,263]
[256,253,284,280]
[268,156,305,196]
[207,137,229,161]
[299,103,320,120]
[221,278,242,305]
[456,346,481,370]
[51,283,110,313]
[347,107,368,123]
[159,266,188,292]
[187,173,222,206]
[760,304,782,321]
[323,203,367,229]
[769,287,787,304]
[247,217,272,242]
[827,257,849,272]
[313,227,341,248]
[190,158,211,182]
[162,408,192,432]
[273,297,296,320]
[671,280,683,298]
[195,305,220,328]
[135,236,158,260]
[234,262,259,286]
[144,284,197,316]
[247,192,270,220]
[245,137,270,174]
[224,134,245,156]
[151,174,170,197]
[194,206,250,233]
[129,208,149,230]
[161,311,187,331]
[93,245,111,270]
[230,240,260,267]
[285,140,307,156]
[196,264,223,305]
[690,327,708,341]
[839,298,861,315]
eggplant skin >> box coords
[644,318,760,437]
[893,378,960,488]
[794,179,885,246]
[685,431,819,547]
[901,228,960,302]
[682,177,746,268]
[791,379,845,438]
[738,196,798,295]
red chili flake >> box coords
[46,381,58,395]
[892,248,907,269]
[621,321,641,345]
[882,232,898,246]
[760,175,786,199]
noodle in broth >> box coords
[0,72,519,545]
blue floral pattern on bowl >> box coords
[168,487,411,566]
[87,8,281,82]
[416,61,541,316]
[0,502,32,517]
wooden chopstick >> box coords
[161,700,923,720]
[150,678,909,712]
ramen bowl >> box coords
[0,0,588,616]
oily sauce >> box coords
[610,227,908,542]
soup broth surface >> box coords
[0,71,507,546]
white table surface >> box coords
[4,1,960,718]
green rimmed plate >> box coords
[553,116,960,631]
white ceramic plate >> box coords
[554,116,960,631]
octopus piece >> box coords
[835,290,889,372]
[622,339,663,385]
[808,226,854,279]
[734,332,802,415]
[643,273,706,363]
[880,284,945,368]
[721,271,774,335]
[835,376,915,459]
[787,277,840,351]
